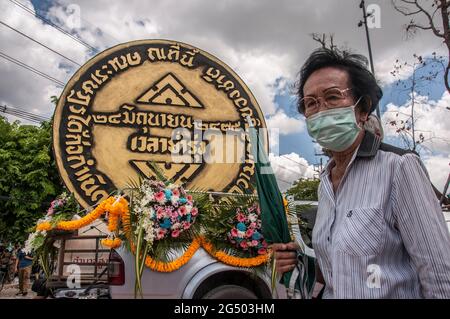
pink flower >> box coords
[172,189,180,197]
[245,229,254,238]
[249,222,257,229]
[165,207,174,217]
[251,240,258,247]
[186,195,193,201]
[257,248,267,255]
[261,240,268,248]
[156,207,165,219]
[171,229,180,238]
[46,208,54,216]
[157,228,167,240]
[154,191,165,203]
[191,207,198,216]
[178,206,187,216]
[182,221,191,230]
[240,241,248,249]
[230,228,238,237]
[236,213,246,222]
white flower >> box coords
[171,196,180,205]
[248,214,257,223]
[23,232,36,254]
[141,218,155,246]
[237,230,246,238]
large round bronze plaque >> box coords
[53,40,267,209]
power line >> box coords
[0,50,65,86]
[281,154,309,168]
[1,105,51,123]
[7,0,98,53]
[5,105,50,122]
[274,163,304,177]
[0,20,82,66]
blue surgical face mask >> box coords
[306,98,363,152]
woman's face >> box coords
[303,66,368,123]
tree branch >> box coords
[392,0,445,38]
[412,0,445,38]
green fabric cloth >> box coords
[248,125,292,288]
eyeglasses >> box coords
[300,87,353,116]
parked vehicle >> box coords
[47,221,287,299]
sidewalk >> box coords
[0,278,37,299]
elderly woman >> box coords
[272,48,450,298]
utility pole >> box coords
[358,0,381,118]
[313,152,325,178]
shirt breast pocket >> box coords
[335,207,385,257]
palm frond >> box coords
[147,161,173,186]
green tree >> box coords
[287,178,320,201]
[0,116,63,243]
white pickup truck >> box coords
[48,221,287,299]
[48,204,450,299]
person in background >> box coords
[15,244,33,296]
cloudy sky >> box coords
[0,0,448,193]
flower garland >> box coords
[101,237,122,248]
[35,196,129,249]
[143,238,201,272]
[34,193,269,272]
[126,236,268,272]
[199,237,269,267]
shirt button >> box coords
[327,236,330,241]
[347,210,353,217]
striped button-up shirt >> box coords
[312,131,450,298]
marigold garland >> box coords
[143,238,201,272]
[35,196,269,271]
[35,196,129,233]
[101,237,122,248]
[121,209,131,234]
[126,236,268,272]
[199,237,269,267]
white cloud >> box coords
[266,110,305,135]
[3,0,443,123]
[381,91,450,154]
[0,0,89,121]
[269,152,316,191]
[381,90,449,196]
[423,155,450,195]
[1,0,448,195]
[265,109,305,153]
